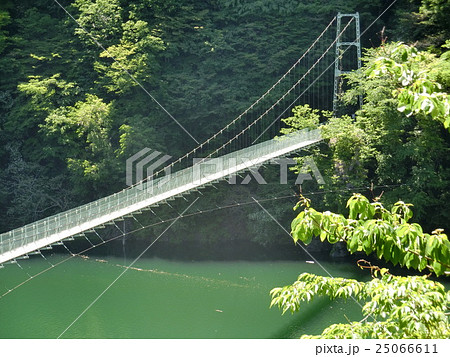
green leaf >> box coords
[418,256,428,271]
[291,211,305,231]
[425,235,437,257]
[432,261,444,276]
[404,252,414,268]
[383,237,393,261]
[292,222,305,244]
[362,237,373,255]
[391,246,400,265]
[327,234,340,244]
[347,234,359,253]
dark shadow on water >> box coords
[269,298,333,338]
[60,237,339,262]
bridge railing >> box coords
[0,129,321,259]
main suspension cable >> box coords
[208,18,354,153]
[126,16,338,189]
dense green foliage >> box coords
[292,194,449,276]
[272,270,450,338]
[272,22,450,337]
[345,42,450,230]
[366,43,450,128]
[0,0,378,232]
[282,41,450,232]
[0,0,449,251]
[271,194,450,338]
[1,0,449,339]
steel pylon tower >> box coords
[333,12,362,116]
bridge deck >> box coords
[0,129,321,264]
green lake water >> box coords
[0,254,365,338]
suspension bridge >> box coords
[0,13,362,265]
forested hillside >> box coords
[0,0,448,254]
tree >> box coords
[417,0,450,49]
[0,0,446,248]
[280,42,450,231]
[270,193,450,338]
[365,43,450,129]
[271,40,450,338]
[343,42,450,230]
[389,0,450,52]
[73,0,123,48]
[42,93,120,198]
[94,17,165,94]
[0,143,73,229]
[0,9,10,55]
